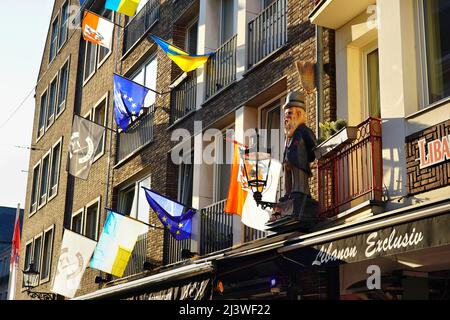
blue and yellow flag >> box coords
[105,0,142,17]
[150,34,212,73]
[143,187,195,241]
[113,74,150,131]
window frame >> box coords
[83,41,98,86]
[220,0,236,45]
[46,74,59,130]
[92,93,109,162]
[97,10,114,68]
[84,196,101,241]
[185,17,199,55]
[30,160,41,216]
[48,137,63,202]
[32,233,44,276]
[361,42,380,120]
[58,1,69,52]
[213,125,234,202]
[71,208,85,235]
[129,53,158,111]
[37,150,51,210]
[49,15,60,64]
[22,240,34,289]
[56,56,70,118]
[37,90,48,141]
[39,225,55,284]
[178,151,194,207]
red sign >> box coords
[418,135,450,169]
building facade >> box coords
[18,0,450,300]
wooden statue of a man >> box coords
[273,91,317,219]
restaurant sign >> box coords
[299,212,450,267]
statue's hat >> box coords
[283,91,305,110]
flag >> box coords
[90,210,147,277]
[68,115,105,180]
[150,35,212,73]
[225,143,282,231]
[51,230,97,298]
[7,207,20,300]
[143,187,195,241]
[113,74,150,131]
[82,10,114,50]
[105,0,142,17]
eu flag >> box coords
[113,73,150,131]
[143,187,195,241]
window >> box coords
[57,61,69,115]
[33,235,42,274]
[131,56,158,108]
[421,0,450,104]
[30,162,40,213]
[71,210,83,234]
[38,92,47,138]
[49,17,59,63]
[118,176,151,228]
[59,2,69,49]
[93,97,107,160]
[84,41,97,82]
[39,153,50,207]
[47,77,58,127]
[85,200,100,240]
[40,227,54,281]
[24,242,33,271]
[186,20,198,55]
[365,48,381,118]
[221,0,235,44]
[214,129,233,201]
[178,154,194,208]
[49,140,62,199]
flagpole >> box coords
[74,114,118,133]
[7,203,20,300]
[104,208,165,230]
[83,9,124,29]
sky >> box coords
[0,1,54,209]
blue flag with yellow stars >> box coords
[143,187,195,241]
[113,73,150,131]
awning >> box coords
[73,262,214,300]
[309,0,376,29]
[279,200,450,267]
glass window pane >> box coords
[84,42,97,81]
[217,133,233,201]
[94,101,106,158]
[72,214,83,234]
[367,49,381,118]
[38,93,47,137]
[24,243,32,270]
[85,203,99,240]
[47,79,58,126]
[49,19,59,62]
[59,2,69,48]
[41,230,53,280]
[119,184,136,216]
[58,62,68,113]
[187,21,198,55]
[31,164,40,211]
[179,156,194,207]
[144,58,158,107]
[33,237,42,273]
[221,0,234,44]
[49,143,61,197]
[39,156,50,206]
[423,0,450,103]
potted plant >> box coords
[314,119,357,159]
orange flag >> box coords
[224,143,248,215]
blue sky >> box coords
[0,1,54,208]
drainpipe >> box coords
[315,25,324,138]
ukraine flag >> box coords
[105,0,142,17]
[150,34,213,73]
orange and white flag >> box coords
[225,143,281,231]
[82,11,114,50]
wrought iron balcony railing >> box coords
[200,200,233,256]
[205,35,237,100]
[163,231,191,266]
[318,118,383,218]
[248,0,288,68]
[170,73,197,123]
[116,108,155,163]
[122,233,148,278]
[123,0,160,55]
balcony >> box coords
[205,35,237,100]
[163,232,191,265]
[122,233,148,278]
[248,0,288,69]
[318,118,383,218]
[170,73,197,123]
[200,200,233,255]
[123,0,160,55]
[116,108,155,163]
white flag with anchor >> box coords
[51,229,97,298]
[67,115,105,180]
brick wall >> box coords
[406,120,450,195]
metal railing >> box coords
[163,231,191,265]
[170,73,197,123]
[248,0,288,68]
[122,233,148,277]
[205,35,237,100]
[318,118,383,218]
[123,0,160,55]
[244,225,266,243]
[200,200,233,256]
[116,108,155,163]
